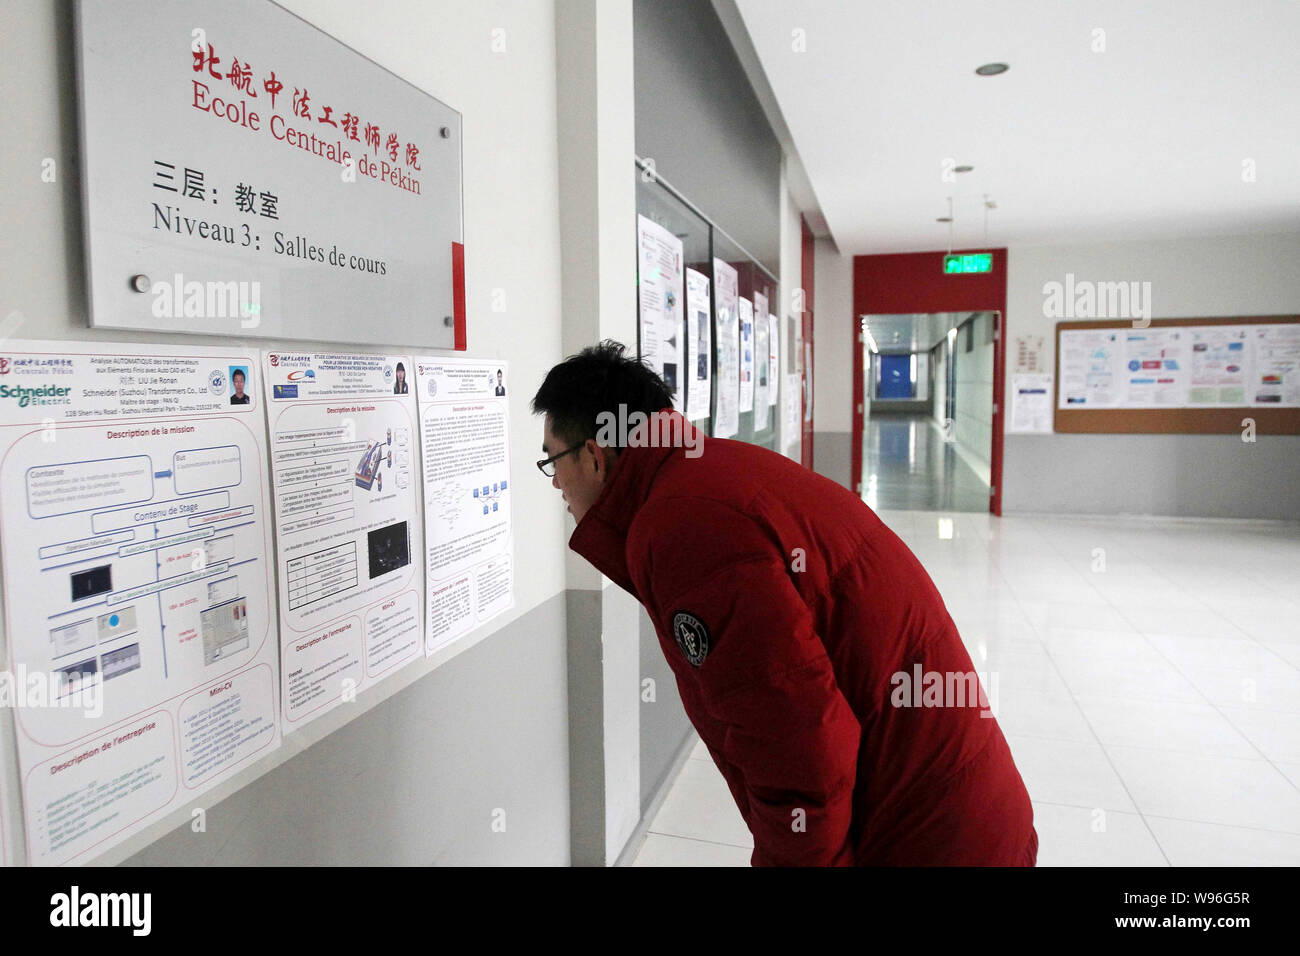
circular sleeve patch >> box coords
[671,611,711,667]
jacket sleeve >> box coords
[630,497,862,866]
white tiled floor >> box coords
[628,509,1300,866]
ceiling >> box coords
[732,0,1300,254]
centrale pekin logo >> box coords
[50,886,151,936]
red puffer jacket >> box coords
[569,411,1037,866]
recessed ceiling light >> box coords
[954,165,974,173]
[975,63,1009,76]
[936,217,952,223]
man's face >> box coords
[497,372,503,385]
[543,414,610,524]
[233,373,245,395]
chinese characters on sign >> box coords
[76,0,463,347]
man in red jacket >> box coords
[533,341,1037,866]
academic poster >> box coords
[1060,323,1300,409]
[768,312,780,409]
[685,268,712,423]
[754,315,771,431]
[414,358,514,655]
[0,341,279,865]
[713,259,740,438]
[262,352,424,728]
[739,297,755,414]
[637,215,685,411]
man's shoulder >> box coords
[626,485,773,570]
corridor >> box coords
[862,415,990,513]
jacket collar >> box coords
[567,410,703,595]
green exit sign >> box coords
[943,253,993,274]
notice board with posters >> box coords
[1054,316,1300,434]
[75,0,465,348]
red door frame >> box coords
[851,248,1008,515]
[800,217,815,469]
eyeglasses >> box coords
[536,443,584,477]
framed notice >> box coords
[75,0,464,348]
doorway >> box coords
[859,312,998,513]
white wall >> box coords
[812,238,854,432]
[1004,233,1300,417]
[0,0,574,866]
[1002,232,1300,517]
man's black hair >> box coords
[532,340,672,448]
[232,368,246,381]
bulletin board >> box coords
[1053,315,1300,434]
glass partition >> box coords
[635,163,778,452]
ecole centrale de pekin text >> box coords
[156,79,412,272]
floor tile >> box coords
[1074,695,1258,759]
[1051,653,1205,703]
[1105,746,1300,833]
[646,757,753,848]
[632,832,752,867]
[1218,707,1300,763]
[1145,816,1300,866]
[1030,802,1167,866]
[1005,734,1136,812]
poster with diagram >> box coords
[1251,324,1300,405]
[1188,326,1250,404]
[0,340,279,865]
[1122,328,1186,406]
[414,357,514,656]
[636,215,685,412]
[1058,328,1123,407]
[684,268,712,423]
[768,312,780,409]
[754,315,770,430]
[713,259,740,438]
[738,297,755,413]
[262,352,424,729]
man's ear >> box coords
[586,439,616,475]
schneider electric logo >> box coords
[0,383,72,408]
